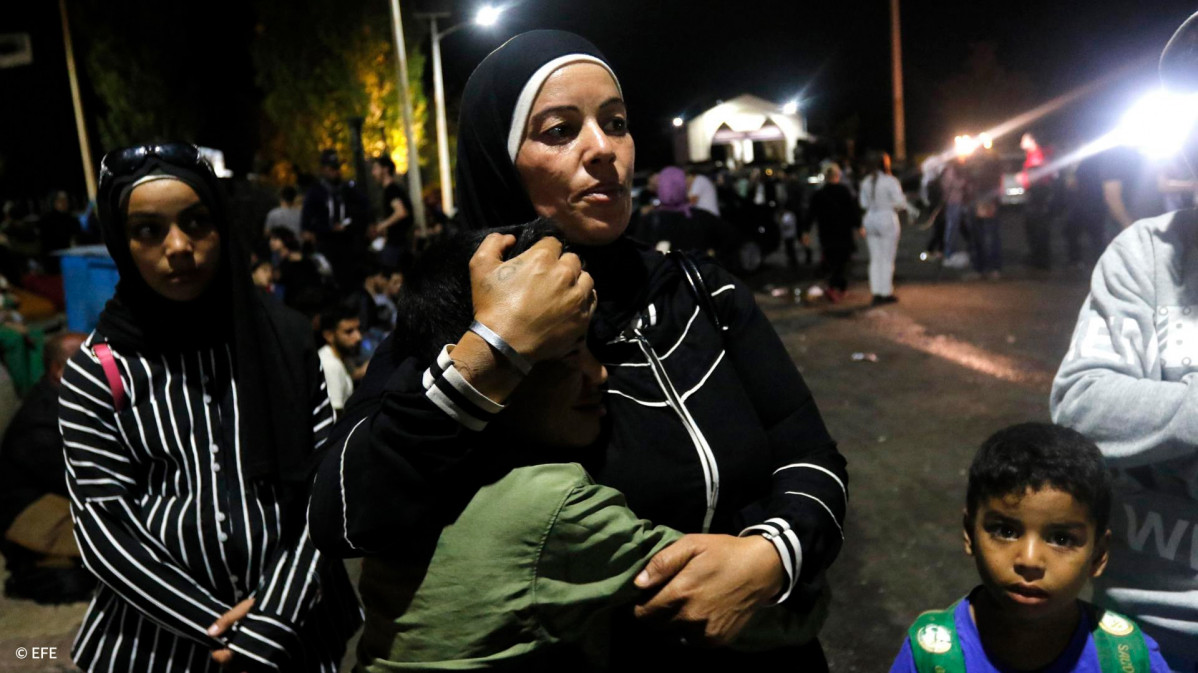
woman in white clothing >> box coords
[858,152,910,305]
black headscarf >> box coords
[94,149,318,497]
[456,30,619,231]
[454,30,649,342]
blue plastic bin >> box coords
[60,246,119,333]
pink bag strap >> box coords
[92,343,127,412]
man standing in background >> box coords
[370,155,413,268]
[302,149,369,289]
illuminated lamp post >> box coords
[417,5,505,218]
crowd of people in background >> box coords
[4,129,1196,430]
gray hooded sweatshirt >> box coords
[1052,210,1198,668]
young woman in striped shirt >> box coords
[60,144,360,671]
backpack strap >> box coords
[907,601,967,673]
[1087,604,1152,673]
[92,343,127,412]
[669,250,725,335]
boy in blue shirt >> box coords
[890,423,1170,673]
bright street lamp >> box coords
[672,117,684,128]
[476,5,503,27]
[418,8,503,218]
[782,100,798,115]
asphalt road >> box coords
[751,210,1094,670]
[0,208,1099,671]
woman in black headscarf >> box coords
[60,144,360,672]
[312,32,845,668]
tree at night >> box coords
[252,0,432,181]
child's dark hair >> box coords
[966,422,1112,532]
[392,218,564,363]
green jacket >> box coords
[357,463,819,671]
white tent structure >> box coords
[683,94,807,167]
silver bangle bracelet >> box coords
[468,320,533,376]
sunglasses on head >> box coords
[99,143,211,184]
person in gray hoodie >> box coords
[1052,13,1198,668]
[1051,207,1198,669]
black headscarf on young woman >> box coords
[454,30,649,341]
[94,149,319,501]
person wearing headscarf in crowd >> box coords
[350,222,822,671]
[60,144,360,671]
[636,165,726,256]
[311,31,846,669]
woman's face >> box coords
[125,179,221,302]
[515,62,634,246]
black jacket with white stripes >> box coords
[310,239,847,610]
[60,333,361,672]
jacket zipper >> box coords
[619,325,720,533]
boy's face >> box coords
[499,338,608,449]
[964,487,1109,623]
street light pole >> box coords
[418,6,502,219]
[428,13,456,217]
[59,0,96,202]
[387,0,427,235]
[890,0,907,162]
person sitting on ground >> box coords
[0,332,95,604]
[383,265,403,316]
[889,423,1169,673]
[263,185,302,239]
[250,257,278,298]
[371,265,400,332]
[319,300,363,413]
[267,225,322,306]
[340,222,822,672]
[0,276,44,397]
[352,260,392,334]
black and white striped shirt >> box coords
[61,332,360,672]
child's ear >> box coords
[1091,528,1111,578]
[962,508,974,556]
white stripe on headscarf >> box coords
[506,54,623,162]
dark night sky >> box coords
[5,1,1198,201]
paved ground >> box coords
[752,212,1093,669]
[0,209,1098,671]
